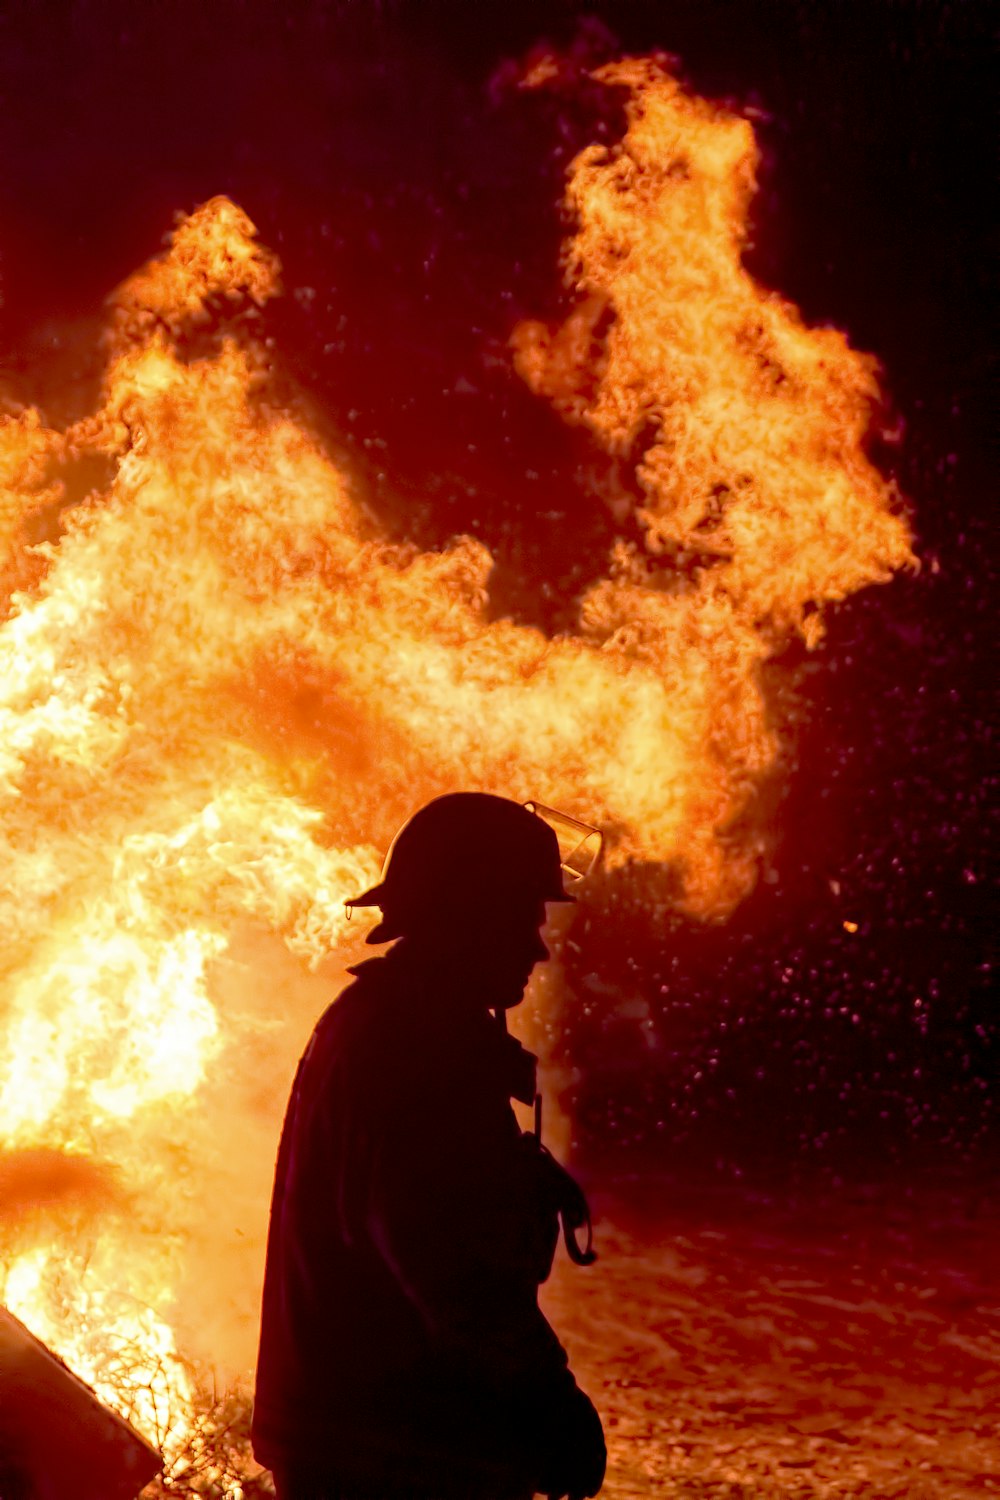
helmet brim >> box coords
[345,879,575,944]
[346,877,576,912]
[344,882,388,910]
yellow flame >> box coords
[513,57,916,644]
[2,1243,192,1458]
[0,60,914,1451]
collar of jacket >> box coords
[347,948,539,1106]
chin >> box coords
[493,977,530,1009]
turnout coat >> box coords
[252,941,591,1496]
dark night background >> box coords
[0,0,994,1184]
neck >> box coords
[389,934,526,1012]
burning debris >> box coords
[0,53,915,1484]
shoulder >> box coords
[297,956,433,1084]
[300,963,390,1069]
[280,968,394,1143]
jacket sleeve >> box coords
[361,1047,573,1395]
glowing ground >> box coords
[544,1179,998,1498]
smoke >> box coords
[0,1147,121,1218]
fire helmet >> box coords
[346,792,575,943]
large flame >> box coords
[0,60,912,1473]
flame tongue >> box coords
[0,62,912,1461]
[514,57,915,649]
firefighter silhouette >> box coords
[253,793,606,1500]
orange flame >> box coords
[514,59,915,638]
[0,59,913,1460]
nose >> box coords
[530,929,549,964]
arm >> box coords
[364,1063,571,1389]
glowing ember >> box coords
[0,59,913,1467]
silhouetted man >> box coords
[252,793,605,1500]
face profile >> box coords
[441,895,552,1010]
